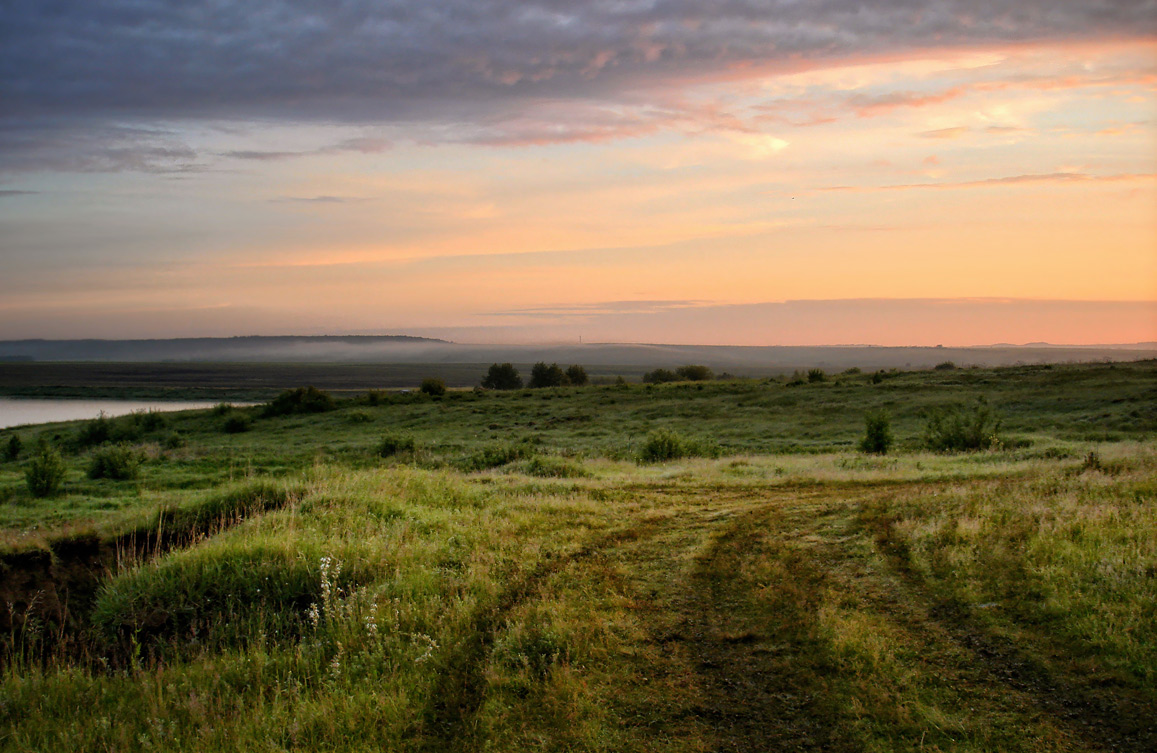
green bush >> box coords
[481,363,523,390]
[263,386,337,417]
[859,410,894,455]
[223,414,251,434]
[419,377,447,397]
[162,431,186,450]
[565,364,589,386]
[676,365,714,381]
[637,429,719,464]
[934,361,957,371]
[87,444,142,480]
[3,434,20,462]
[529,362,569,388]
[458,441,535,472]
[807,368,826,383]
[642,368,679,384]
[75,413,113,448]
[25,444,66,498]
[924,398,1002,452]
[522,455,590,478]
[378,433,416,457]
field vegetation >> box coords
[0,360,1154,751]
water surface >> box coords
[0,398,226,430]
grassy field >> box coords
[0,360,1154,751]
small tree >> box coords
[529,362,569,388]
[26,443,66,498]
[924,398,1002,452]
[3,434,20,462]
[642,368,678,384]
[676,365,714,381]
[482,363,523,390]
[420,377,446,397]
[565,364,588,386]
[859,411,894,455]
[87,444,141,480]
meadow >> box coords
[0,360,1153,751]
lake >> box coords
[0,398,229,430]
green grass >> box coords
[0,360,1154,751]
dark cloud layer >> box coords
[3,1,1152,125]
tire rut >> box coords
[861,503,1157,753]
[681,503,861,753]
[416,515,671,753]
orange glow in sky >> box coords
[1,27,1154,344]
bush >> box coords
[264,386,337,417]
[934,361,957,371]
[807,368,826,383]
[565,364,588,386]
[163,431,186,450]
[25,444,66,498]
[642,368,679,384]
[529,362,569,388]
[212,403,234,416]
[87,444,141,480]
[637,429,719,464]
[458,442,535,472]
[76,413,113,448]
[134,409,168,432]
[676,365,714,381]
[522,455,590,478]
[924,398,1002,452]
[223,414,251,434]
[420,377,447,397]
[481,363,523,390]
[786,371,807,387]
[378,433,416,457]
[3,434,20,462]
[859,411,894,455]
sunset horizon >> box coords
[2,3,1154,345]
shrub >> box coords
[223,414,251,434]
[25,444,66,498]
[529,362,569,388]
[565,364,589,386]
[134,409,168,432]
[419,377,447,397]
[87,444,141,480]
[637,429,719,464]
[263,386,337,417]
[481,363,523,390]
[934,361,957,371]
[786,371,807,387]
[676,364,714,381]
[924,398,1002,452]
[458,442,535,472]
[871,371,885,384]
[76,413,113,448]
[807,368,826,383]
[363,389,387,406]
[642,368,678,384]
[377,433,416,457]
[3,434,20,462]
[211,402,234,416]
[522,455,590,478]
[859,410,894,455]
[163,431,186,450]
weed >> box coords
[87,444,142,480]
[378,433,416,457]
[924,398,1003,452]
[25,443,66,498]
[859,410,894,455]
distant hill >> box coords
[0,336,1153,376]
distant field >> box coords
[0,361,663,400]
[0,360,1153,751]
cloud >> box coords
[488,300,707,318]
[918,126,971,139]
[270,195,367,204]
[3,2,1152,128]
[0,189,39,197]
[820,171,1156,193]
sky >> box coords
[1,1,1155,346]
